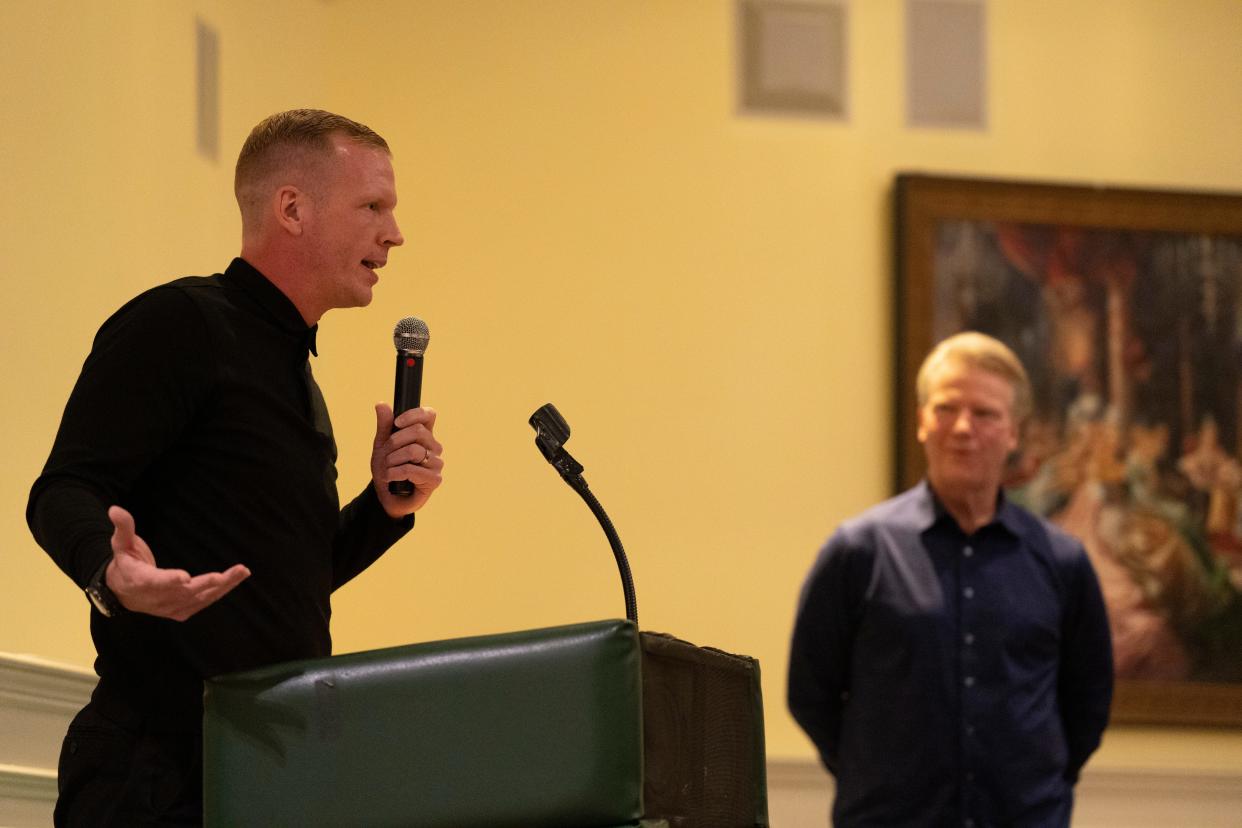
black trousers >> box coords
[54,701,203,827]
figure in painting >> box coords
[934,221,1242,683]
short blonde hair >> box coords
[234,109,389,226]
[916,331,1032,422]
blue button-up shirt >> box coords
[789,481,1113,827]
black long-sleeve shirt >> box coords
[28,258,412,729]
[788,481,1113,828]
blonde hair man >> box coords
[789,331,1112,827]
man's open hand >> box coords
[106,506,251,621]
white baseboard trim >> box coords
[0,654,94,827]
[4,654,1240,828]
[765,756,1242,828]
[0,764,58,828]
[0,653,95,770]
[0,652,96,712]
[0,764,56,802]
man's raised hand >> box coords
[106,506,250,622]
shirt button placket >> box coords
[960,540,979,815]
[961,544,976,662]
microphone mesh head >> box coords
[393,316,429,355]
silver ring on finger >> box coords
[420,448,433,467]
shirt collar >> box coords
[222,258,319,356]
[916,478,1020,538]
[992,491,1025,536]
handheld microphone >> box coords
[389,317,429,497]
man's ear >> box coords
[274,185,306,236]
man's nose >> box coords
[384,216,405,248]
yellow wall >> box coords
[3,0,1241,770]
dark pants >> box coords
[54,702,203,827]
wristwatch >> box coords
[85,559,126,618]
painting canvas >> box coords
[895,174,1242,726]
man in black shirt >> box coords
[27,109,442,826]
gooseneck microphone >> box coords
[389,317,429,497]
[530,403,638,623]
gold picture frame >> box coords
[895,173,1242,727]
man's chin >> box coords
[932,466,1000,494]
[352,269,379,307]
[344,286,375,309]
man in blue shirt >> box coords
[788,332,1113,827]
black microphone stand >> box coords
[529,403,638,625]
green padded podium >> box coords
[204,619,767,827]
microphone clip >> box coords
[529,403,585,485]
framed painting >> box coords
[895,173,1242,726]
